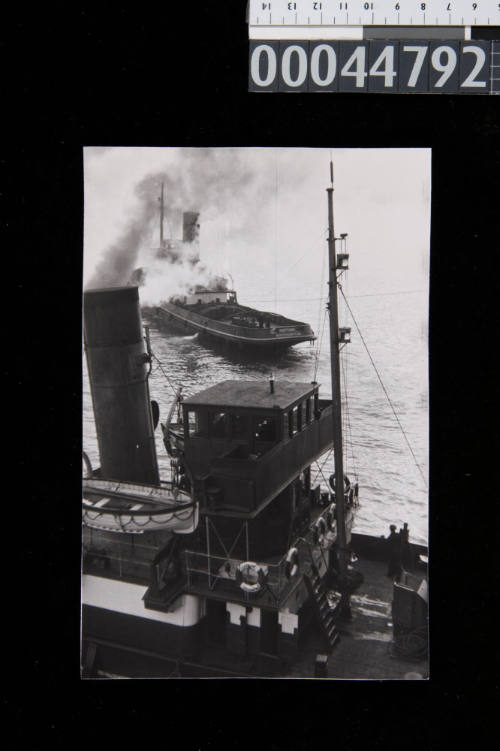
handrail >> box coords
[183,503,336,604]
[82,500,197,516]
[82,479,195,512]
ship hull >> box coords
[149,304,316,350]
[81,533,428,679]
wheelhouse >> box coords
[181,380,332,517]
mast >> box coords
[159,182,164,246]
[326,162,351,618]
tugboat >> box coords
[82,167,428,679]
[137,183,316,352]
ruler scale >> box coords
[248,0,500,93]
[249,1,500,31]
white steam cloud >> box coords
[85,148,285,304]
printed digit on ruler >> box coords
[431,45,457,87]
[403,46,428,87]
[461,46,487,87]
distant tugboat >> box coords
[137,183,316,352]
[82,168,428,679]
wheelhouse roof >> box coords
[183,380,318,411]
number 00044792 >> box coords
[249,40,495,94]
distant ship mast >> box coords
[159,181,165,247]
[327,161,351,619]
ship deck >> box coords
[287,556,428,680]
[120,552,427,680]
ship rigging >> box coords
[81,164,428,679]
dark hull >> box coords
[149,303,316,350]
[81,533,428,679]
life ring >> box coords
[284,547,299,579]
[236,561,267,593]
[329,473,351,492]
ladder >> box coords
[305,567,341,653]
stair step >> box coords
[322,612,335,629]
[328,632,340,649]
[326,622,338,638]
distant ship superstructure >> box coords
[133,183,316,351]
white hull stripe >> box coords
[82,575,204,627]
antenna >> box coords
[330,160,334,188]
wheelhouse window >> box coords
[186,410,207,437]
[306,395,314,424]
[289,406,299,437]
[231,413,249,441]
[208,412,227,439]
[297,402,303,431]
[254,415,277,443]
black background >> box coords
[7,4,497,748]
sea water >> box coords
[82,290,428,545]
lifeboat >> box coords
[82,477,198,534]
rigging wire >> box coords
[312,459,332,490]
[340,264,358,480]
[242,289,425,304]
[339,286,428,491]
[151,352,181,398]
[311,448,333,487]
[313,307,328,383]
[341,349,359,483]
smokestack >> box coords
[83,286,160,485]
[270,373,275,394]
[182,211,200,243]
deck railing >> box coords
[82,531,157,584]
[183,504,337,606]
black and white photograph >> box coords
[82,146,430,679]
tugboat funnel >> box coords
[83,286,160,485]
[182,211,200,243]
